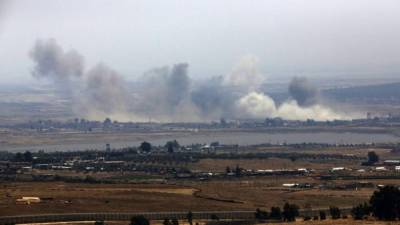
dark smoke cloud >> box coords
[29,39,84,80]
[190,76,235,118]
[29,39,134,120]
[288,76,319,106]
[165,63,190,107]
[29,39,355,121]
[80,64,129,116]
[139,63,191,117]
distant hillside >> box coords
[322,82,400,101]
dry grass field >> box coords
[0,176,386,216]
[193,178,373,209]
[0,182,248,216]
[1,130,400,219]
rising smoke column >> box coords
[224,55,264,91]
[190,55,352,121]
[190,55,265,120]
[237,91,352,121]
[236,92,277,118]
[29,39,84,80]
[276,100,349,121]
[165,63,190,108]
[288,76,319,106]
[190,76,237,119]
[29,38,137,121]
[29,39,357,122]
[78,64,131,120]
[137,63,194,121]
[231,58,352,121]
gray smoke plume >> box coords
[165,63,190,107]
[138,63,191,119]
[29,38,136,120]
[288,76,319,106]
[191,76,236,119]
[189,56,264,120]
[29,39,357,122]
[223,55,263,91]
[29,39,84,80]
[79,64,130,118]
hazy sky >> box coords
[0,0,399,84]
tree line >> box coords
[100,186,400,225]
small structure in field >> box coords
[384,160,400,165]
[375,166,387,171]
[330,167,345,172]
[282,183,298,188]
[16,197,41,204]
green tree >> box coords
[103,118,112,125]
[130,215,149,225]
[319,211,326,220]
[255,208,269,220]
[23,151,33,162]
[165,140,179,153]
[94,221,104,225]
[351,202,370,220]
[210,214,219,221]
[370,185,400,220]
[162,219,171,225]
[187,211,193,225]
[167,144,174,153]
[171,218,179,225]
[283,203,299,222]
[139,142,152,153]
[225,166,231,174]
[368,151,379,164]
[329,206,341,220]
[14,152,24,162]
[270,206,282,220]
[234,164,241,177]
[303,203,312,220]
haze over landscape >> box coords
[1,0,400,83]
[2,0,400,122]
[2,1,400,224]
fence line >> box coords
[0,208,352,225]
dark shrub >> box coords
[370,185,400,220]
[329,206,341,220]
[130,215,149,225]
[319,211,326,220]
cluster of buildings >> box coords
[6,111,400,133]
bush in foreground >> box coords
[351,202,370,220]
[270,206,282,220]
[329,206,341,220]
[319,211,326,220]
[282,203,299,222]
[130,215,149,225]
[370,185,400,220]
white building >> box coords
[16,197,41,204]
